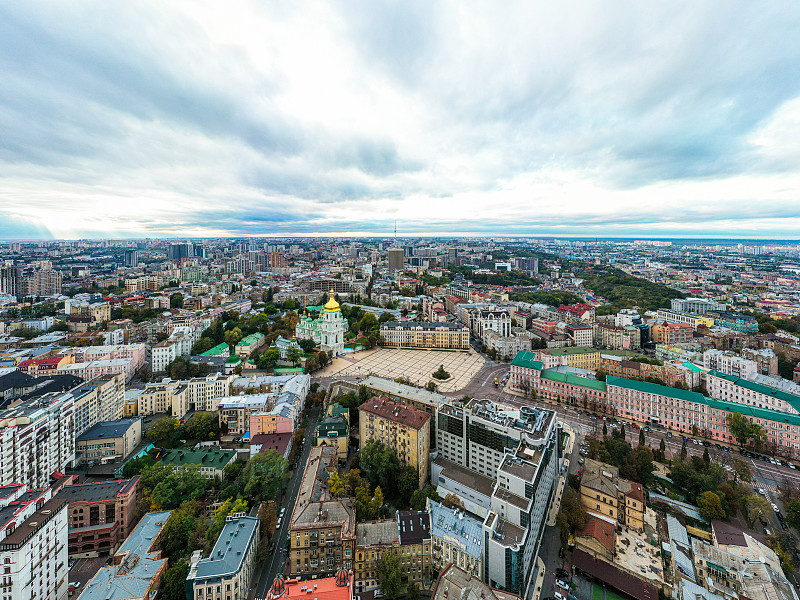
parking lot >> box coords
[68,556,107,595]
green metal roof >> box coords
[546,346,600,356]
[237,332,264,346]
[708,370,800,411]
[540,369,607,391]
[510,350,544,370]
[317,415,348,437]
[680,362,703,373]
[199,343,229,357]
[608,374,800,428]
[606,376,706,403]
[160,448,236,470]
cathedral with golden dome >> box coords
[295,291,348,356]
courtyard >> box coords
[317,347,486,392]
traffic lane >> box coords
[252,407,320,599]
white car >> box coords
[554,593,565,600]
[758,487,766,495]
[772,504,780,512]
[556,579,569,589]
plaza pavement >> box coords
[315,347,486,392]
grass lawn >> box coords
[591,584,604,600]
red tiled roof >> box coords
[576,516,615,554]
[360,397,431,429]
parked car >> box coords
[555,580,569,589]
[554,593,566,600]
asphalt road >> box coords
[250,405,320,600]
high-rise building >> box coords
[123,249,139,267]
[0,265,22,296]
[387,247,404,270]
[167,242,193,261]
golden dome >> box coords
[324,291,340,312]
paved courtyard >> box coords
[317,348,486,392]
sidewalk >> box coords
[530,557,547,600]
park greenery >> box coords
[577,265,684,312]
[509,290,584,307]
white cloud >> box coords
[1,1,800,238]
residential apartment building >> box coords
[133,373,236,417]
[59,343,147,373]
[71,373,126,436]
[360,397,431,486]
[651,322,694,345]
[0,391,75,489]
[566,324,594,346]
[355,519,399,592]
[398,510,433,591]
[702,350,757,380]
[58,358,137,382]
[593,323,641,350]
[431,565,522,600]
[0,484,69,600]
[289,445,356,578]
[428,499,483,579]
[76,418,143,465]
[705,310,759,334]
[741,347,778,376]
[80,511,172,600]
[380,322,470,350]
[655,309,714,328]
[57,477,140,557]
[579,458,646,532]
[187,514,260,600]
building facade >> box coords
[380,322,470,350]
[360,397,431,486]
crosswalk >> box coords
[750,481,778,492]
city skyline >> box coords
[2,2,800,239]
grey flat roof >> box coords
[79,511,172,600]
[77,418,141,442]
[194,516,259,580]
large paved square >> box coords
[318,348,486,392]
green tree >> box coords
[398,466,419,508]
[680,439,688,461]
[297,338,316,353]
[443,493,466,511]
[407,582,420,600]
[358,384,370,406]
[561,487,587,530]
[360,440,401,498]
[743,494,771,528]
[160,559,189,600]
[170,293,184,309]
[556,512,570,551]
[224,327,243,349]
[208,497,248,541]
[785,499,800,531]
[184,412,220,440]
[697,491,726,521]
[287,346,302,366]
[703,446,710,466]
[239,450,288,503]
[259,348,281,370]
[727,412,766,449]
[191,336,215,355]
[121,456,152,478]
[376,553,403,600]
[146,417,179,446]
[409,487,440,511]
[732,458,752,482]
[638,428,645,446]
[151,465,210,510]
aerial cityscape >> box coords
[4,3,800,600]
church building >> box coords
[295,291,348,357]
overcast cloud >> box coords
[2,1,800,239]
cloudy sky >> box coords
[2,1,800,240]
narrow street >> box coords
[250,405,320,600]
